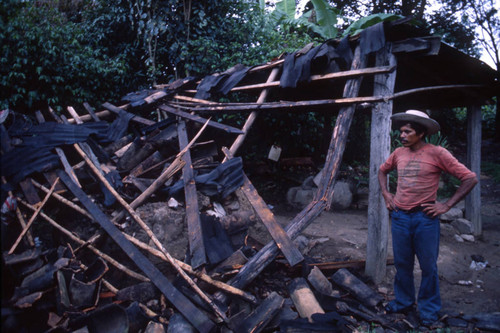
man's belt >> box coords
[397,201,435,213]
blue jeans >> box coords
[390,209,441,322]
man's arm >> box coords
[378,168,396,211]
[422,176,478,217]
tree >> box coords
[0,1,129,112]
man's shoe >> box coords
[385,302,413,314]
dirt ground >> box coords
[254,158,500,319]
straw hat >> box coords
[391,110,440,135]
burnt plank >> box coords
[231,291,284,333]
[102,102,155,126]
[177,120,206,268]
[330,268,383,308]
[56,169,215,333]
[220,46,368,296]
[159,105,244,134]
[19,178,41,205]
[240,173,304,266]
[83,102,101,122]
[288,277,324,321]
[307,266,340,298]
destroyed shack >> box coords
[1,18,499,332]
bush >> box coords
[0,2,129,112]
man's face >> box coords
[399,124,424,148]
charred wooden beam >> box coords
[18,198,148,282]
[102,102,155,126]
[112,118,209,224]
[221,46,368,295]
[307,266,340,298]
[74,143,228,322]
[226,67,280,160]
[159,104,243,134]
[288,277,325,321]
[83,102,101,122]
[172,84,486,114]
[222,147,303,266]
[8,178,59,254]
[230,291,284,333]
[229,65,395,92]
[240,172,304,266]
[331,268,384,308]
[123,232,257,304]
[177,120,206,268]
[56,170,216,333]
[1,176,35,247]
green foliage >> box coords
[294,0,340,39]
[482,161,500,182]
[342,13,404,37]
[426,132,449,148]
[0,1,129,112]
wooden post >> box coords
[365,44,396,284]
[177,120,206,268]
[223,46,368,293]
[466,105,482,236]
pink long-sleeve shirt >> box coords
[380,144,476,210]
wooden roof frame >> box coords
[68,19,498,285]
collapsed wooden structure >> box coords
[1,18,498,332]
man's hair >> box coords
[405,121,427,137]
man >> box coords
[379,110,478,326]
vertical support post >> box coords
[365,45,397,283]
[178,120,206,268]
[466,105,482,236]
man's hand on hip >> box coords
[382,192,396,211]
[422,202,450,217]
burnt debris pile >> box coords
[2,19,500,332]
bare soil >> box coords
[250,141,500,319]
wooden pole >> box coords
[112,117,210,223]
[223,46,368,293]
[466,105,482,236]
[365,45,396,283]
[8,178,59,254]
[31,179,93,220]
[177,120,206,269]
[56,169,215,333]
[1,177,35,247]
[18,198,149,282]
[73,143,228,322]
[122,231,257,304]
[226,67,280,159]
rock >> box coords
[313,169,323,187]
[286,187,314,208]
[286,187,299,206]
[288,177,353,209]
[440,207,463,221]
[301,176,316,190]
[440,223,457,238]
[293,235,309,252]
[451,218,475,234]
[295,188,314,206]
[454,234,465,242]
[330,181,353,210]
[461,234,475,242]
